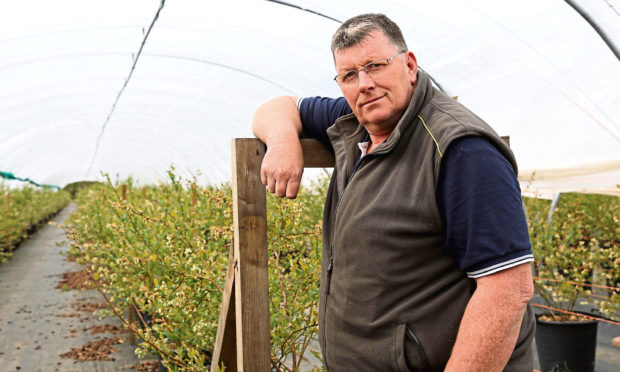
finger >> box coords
[275,177,288,198]
[260,168,267,185]
[267,177,276,194]
[285,177,300,199]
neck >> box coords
[367,130,392,153]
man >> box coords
[253,13,535,371]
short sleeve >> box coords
[298,96,352,151]
[436,136,534,278]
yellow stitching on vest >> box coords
[418,114,443,158]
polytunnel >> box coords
[1,0,619,197]
[2,2,620,371]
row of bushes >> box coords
[64,169,619,370]
[523,192,620,318]
[0,185,71,262]
[65,171,327,371]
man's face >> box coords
[334,31,417,133]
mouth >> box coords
[361,95,385,107]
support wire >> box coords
[84,0,167,179]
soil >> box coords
[73,300,108,313]
[56,268,92,290]
[60,336,125,362]
[92,324,125,335]
[538,313,595,322]
[129,359,160,371]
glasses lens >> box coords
[340,71,358,84]
[365,60,389,74]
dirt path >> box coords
[0,204,151,372]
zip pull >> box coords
[405,325,432,372]
[325,257,334,294]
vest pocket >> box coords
[395,323,431,372]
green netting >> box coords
[0,171,60,190]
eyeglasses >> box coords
[334,51,406,85]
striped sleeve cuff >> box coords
[466,254,534,278]
[296,97,304,111]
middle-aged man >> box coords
[252,13,535,371]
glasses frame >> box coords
[333,50,406,84]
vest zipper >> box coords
[323,153,369,372]
[326,152,369,293]
[325,257,334,294]
[333,154,368,222]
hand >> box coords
[260,141,304,199]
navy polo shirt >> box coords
[298,96,533,278]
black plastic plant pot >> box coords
[535,314,598,372]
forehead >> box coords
[333,31,399,71]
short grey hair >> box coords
[331,13,408,55]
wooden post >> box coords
[120,184,137,346]
[191,185,197,207]
[6,192,12,254]
[212,139,271,371]
[121,184,128,201]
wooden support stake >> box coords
[211,250,238,371]
[212,139,270,371]
[120,184,136,345]
[121,184,128,201]
[128,307,136,345]
[232,138,270,371]
[6,192,12,254]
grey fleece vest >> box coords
[318,71,534,371]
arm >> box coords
[445,263,534,371]
[252,96,304,199]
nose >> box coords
[357,69,375,91]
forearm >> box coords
[252,96,302,145]
[251,96,304,199]
[445,264,533,371]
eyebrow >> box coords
[337,55,384,72]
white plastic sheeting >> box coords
[1,0,618,197]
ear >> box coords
[405,51,418,84]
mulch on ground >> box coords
[54,257,154,368]
[60,337,124,362]
[129,359,159,371]
[56,268,92,290]
[73,301,108,313]
[91,324,125,335]
[56,268,129,362]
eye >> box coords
[366,61,388,72]
[341,70,358,82]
